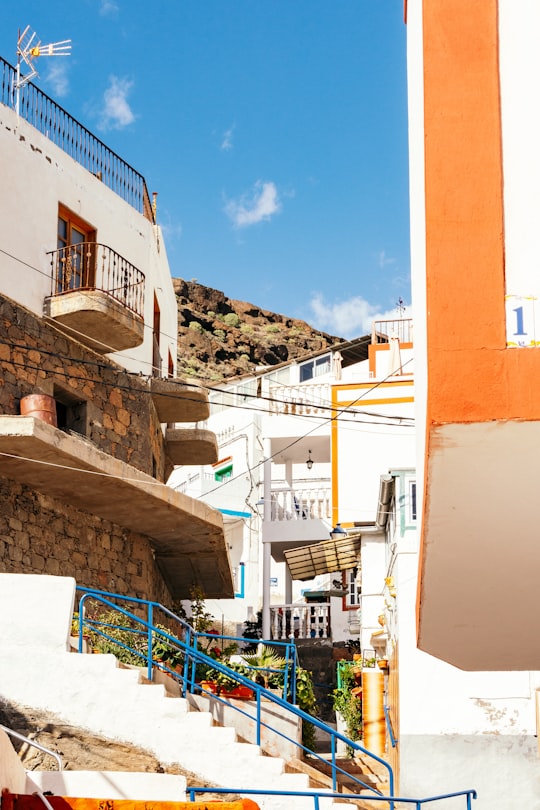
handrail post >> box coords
[330,732,337,792]
[256,689,261,747]
[147,603,153,682]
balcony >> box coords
[267,383,331,416]
[164,428,218,466]
[44,243,145,353]
[0,415,232,599]
[270,603,330,640]
[261,485,332,555]
[150,378,210,424]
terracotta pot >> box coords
[20,394,57,427]
[221,685,254,700]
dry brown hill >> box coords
[174,279,343,383]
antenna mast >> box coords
[15,25,71,116]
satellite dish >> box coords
[15,25,71,114]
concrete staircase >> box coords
[0,574,365,810]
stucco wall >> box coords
[0,102,177,377]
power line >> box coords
[0,336,415,427]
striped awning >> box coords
[283,534,361,581]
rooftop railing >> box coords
[1,56,154,222]
[372,317,413,344]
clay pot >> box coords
[20,394,57,427]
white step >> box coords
[27,771,187,801]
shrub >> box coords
[240,323,253,334]
[223,313,240,328]
[188,321,204,333]
[213,328,225,341]
[266,324,280,334]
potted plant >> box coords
[236,642,287,689]
[332,661,363,750]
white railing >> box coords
[267,383,331,415]
[372,317,413,344]
[267,487,331,522]
[270,603,330,640]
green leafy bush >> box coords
[223,313,240,328]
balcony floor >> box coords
[0,416,232,599]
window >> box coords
[409,481,417,522]
[57,205,96,292]
[344,567,360,608]
[299,355,331,382]
[53,383,95,439]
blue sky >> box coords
[1,1,410,339]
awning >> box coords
[284,534,361,581]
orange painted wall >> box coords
[423,0,540,426]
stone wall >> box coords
[0,294,173,605]
[0,294,159,476]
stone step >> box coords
[28,771,187,801]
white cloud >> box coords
[99,0,119,15]
[98,76,135,131]
[308,293,410,340]
[377,249,397,269]
[221,125,235,151]
[46,62,69,98]
[224,181,282,228]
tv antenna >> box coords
[15,25,71,115]
[395,296,406,318]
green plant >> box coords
[88,609,147,665]
[266,324,280,333]
[223,313,240,328]
[294,666,318,748]
[213,328,225,341]
[188,321,204,333]
[332,662,363,747]
[239,323,253,334]
[204,661,249,692]
[238,642,287,688]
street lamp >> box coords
[305,449,314,470]
[330,523,347,541]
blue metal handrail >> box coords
[75,586,393,798]
[76,587,297,697]
[188,786,477,810]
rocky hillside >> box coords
[174,279,342,383]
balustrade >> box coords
[270,603,330,640]
[267,487,331,522]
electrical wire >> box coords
[0,337,415,428]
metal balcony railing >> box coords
[48,243,145,319]
[372,317,413,344]
[1,56,154,222]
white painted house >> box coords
[168,318,416,639]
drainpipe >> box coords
[375,474,394,529]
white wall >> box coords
[0,105,176,376]
[392,487,540,808]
